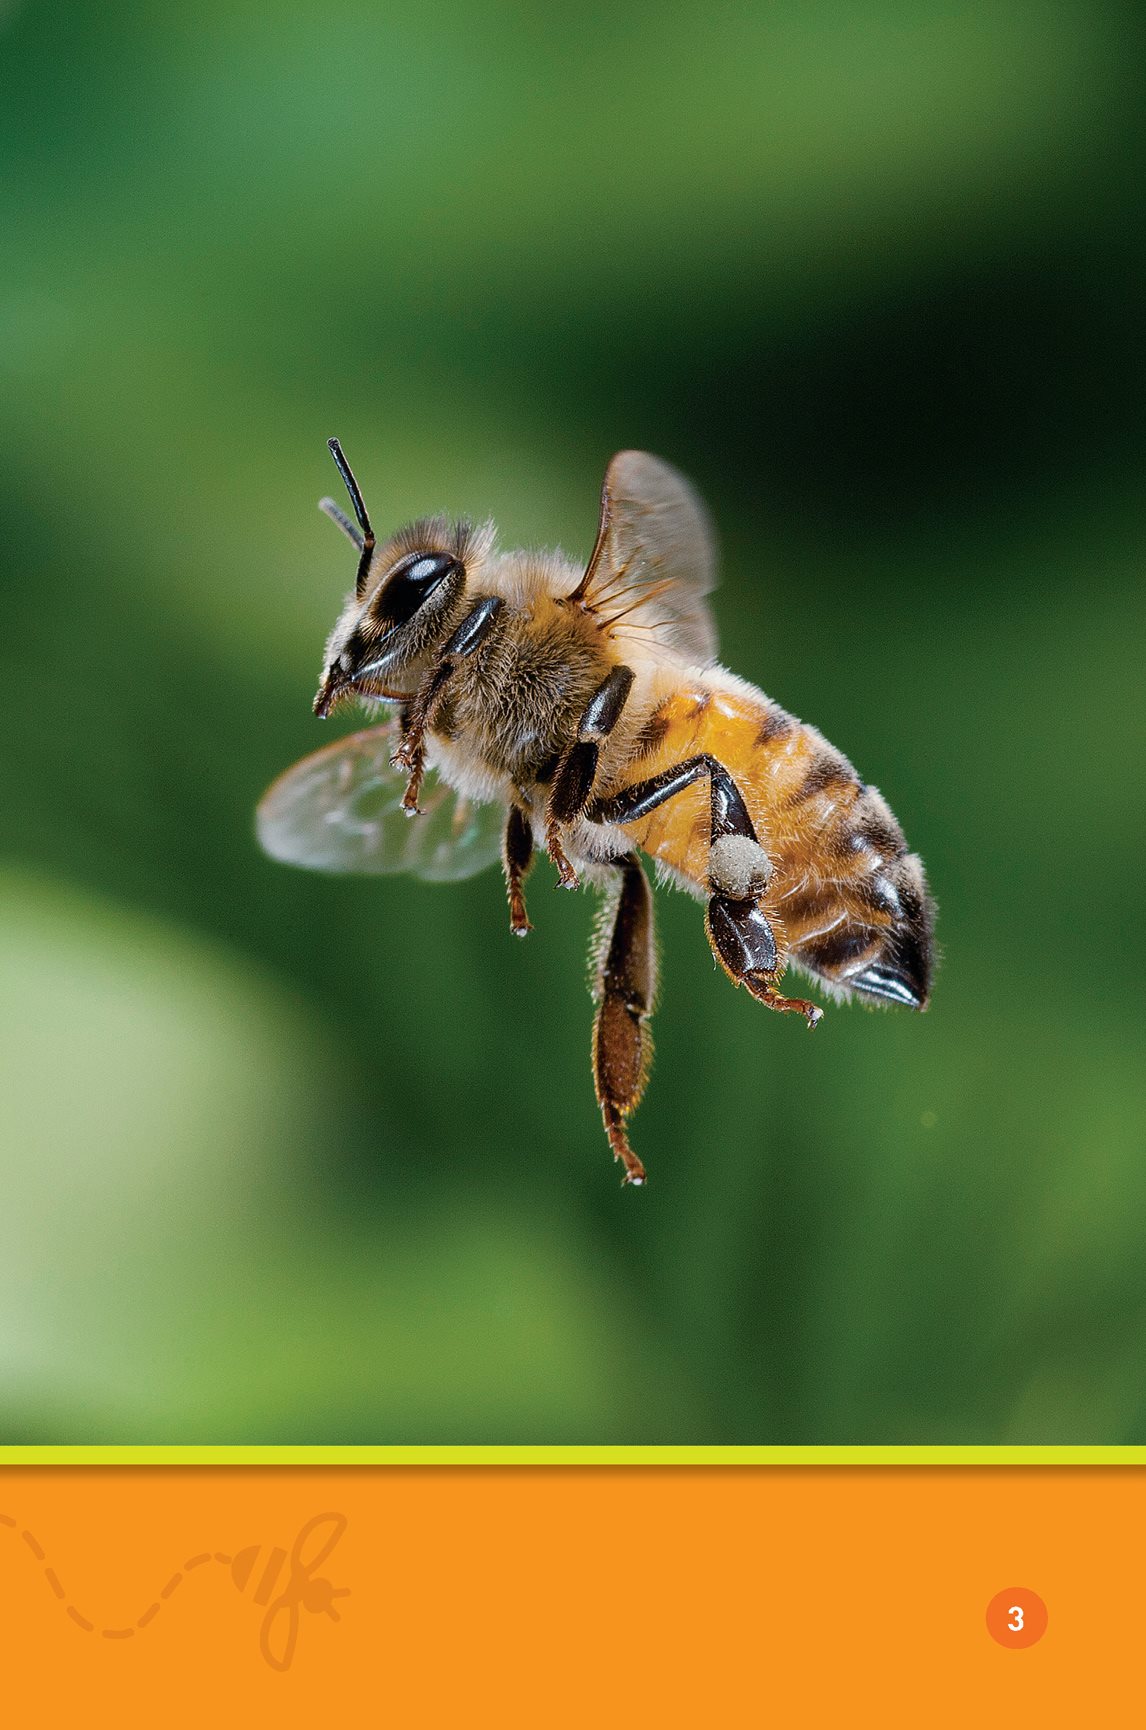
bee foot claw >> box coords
[608,1130,646,1186]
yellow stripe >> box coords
[0,1446,1144,1466]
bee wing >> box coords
[291,1510,347,1574]
[256,725,504,882]
[260,1598,300,1672]
[572,449,718,663]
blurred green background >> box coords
[2,0,1144,1443]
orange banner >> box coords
[0,1467,1137,1722]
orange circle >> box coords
[985,1587,1048,1649]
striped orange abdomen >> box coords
[618,681,932,1007]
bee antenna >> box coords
[327,437,376,598]
[318,497,364,551]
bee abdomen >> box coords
[611,682,934,1009]
[231,1543,289,1604]
[786,783,934,1009]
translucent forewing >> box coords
[572,449,719,663]
[256,725,504,881]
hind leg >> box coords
[591,855,656,1185]
[705,891,822,1027]
[593,754,822,1029]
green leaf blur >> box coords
[1,0,1143,1442]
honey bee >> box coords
[258,441,935,1185]
[230,1510,349,1672]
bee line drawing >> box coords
[232,1510,349,1672]
[258,442,936,1183]
[0,1507,348,1673]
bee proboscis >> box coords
[258,442,935,1184]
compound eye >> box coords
[375,551,461,630]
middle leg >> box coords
[545,663,635,887]
[502,803,535,937]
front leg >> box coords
[392,597,503,814]
[593,753,823,1028]
[545,664,634,887]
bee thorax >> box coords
[708,834,773,900]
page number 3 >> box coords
[986,1587,1047,1649]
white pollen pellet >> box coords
[707,834,773,900]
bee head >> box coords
[312,440,479,718]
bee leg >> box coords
[592,752,823,1030]
[546,665,635,889]
[544,825,580,891]
[503,804,535,937]
[390,597,504,814]
[707,894,822,1029]
[591,854,655,1185]
[743,978,824,1023]
[390,726,429,816]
